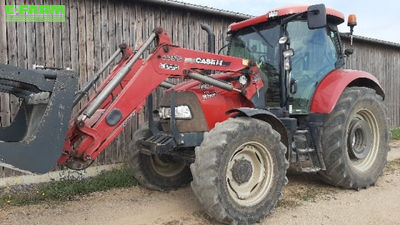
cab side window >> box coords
[287,21,338,114]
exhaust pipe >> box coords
[201,24,215,53]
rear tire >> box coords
[319,87,389,189]
[127,125,192,191]
[190,117,288,224]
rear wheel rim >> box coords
[346,108,380,172]
[150,155,186,177]
[226,141,274,207]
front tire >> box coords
[128,125,192,191]
[319,87,389,189]
[190,117,288,224]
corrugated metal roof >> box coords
[341,33,400,48]
[137,0,252,19]
[139,0,400,48]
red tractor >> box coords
[0,4,389,224]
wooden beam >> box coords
[0,0,7,64]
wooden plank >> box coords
[4,0,19,124]
[15,0,27,68]
[44,0,54,67]
[134,2,142,48]
[53,0,63,68]
[122,1,130,45]
[115,1,123,46]
[2,0,16,127]
[0,94,10,127]
[108,1,116,58]
[68,0,80,116]
[100,0,109,81]
[141,5,148,53]
[34,0,45,66]
[26,13,36,69]
[9,95,20,122]
[0,0,7,64]
[77,0,87,87]
[93,0,101,72]
[85,0,94,81]
[69,0,78,71]
[129,1,136,48]
[61,0,71,69]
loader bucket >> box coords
[0,64,77,174]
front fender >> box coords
[226,107,288,147]
[310,69,384,114]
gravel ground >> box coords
[1,140,399,225]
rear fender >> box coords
[226,107,288,148]
[310,69,384,114]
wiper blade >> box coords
[250,26,273,48]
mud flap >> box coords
[0,64,78,174]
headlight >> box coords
[159,105,192,119]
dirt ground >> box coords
[1,141,400,225]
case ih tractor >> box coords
[0,4,389,224]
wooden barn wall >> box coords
[342,38,400,128]
[0,0,399,177]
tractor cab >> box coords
[227,5,345,114]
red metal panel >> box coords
[229,5,345,32]
[310,69,383,114]
[173,78,253,130]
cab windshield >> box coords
[228,22,281,107]
[227,19,339,112]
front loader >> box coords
[0,4,389,224]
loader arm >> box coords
[58,27,263,170]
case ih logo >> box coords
[185,57,231,67]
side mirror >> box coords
[307,4,327,29]
[345,48,354,56]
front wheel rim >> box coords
[346,108,380,172]
[226,141,274,207]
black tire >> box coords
[319,87,390,189]
[127,125,192,191]
[190,117,288,224]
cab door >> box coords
[287,21,339,114]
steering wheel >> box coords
[257,55,268,68]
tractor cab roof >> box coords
[229,5,345,32]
